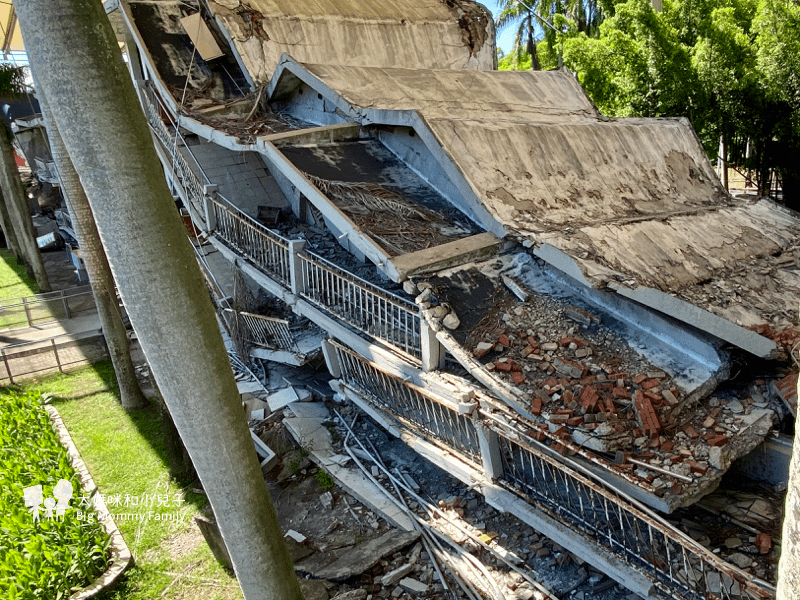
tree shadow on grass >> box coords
[31,360,207,512]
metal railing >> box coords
[0,286,95,331]
[225,308,298,353]
[209,194,292,286]
[483,413,773,600]
[301,252,421,359]
[0,332,108,383]
[140,83,208,215]
[328,334,773,600]
[139,80,422,361]
[332,340,481,464]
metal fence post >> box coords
[1,348,11,383]
[52,339,63,373]
[21,297,32,327]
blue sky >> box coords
[482,0,518,54]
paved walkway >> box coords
[0,249,101,350]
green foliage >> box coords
[314,469,335,491]
[0,388,109,599]
[21,363,242,600]
[0,63,27,100]
[556,0,800,204]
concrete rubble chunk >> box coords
[443,312,461,330]
[285,529,306,543]
[312,530,420,582]
[331,590,367,600]
[268,386,312,412]
[381,563,414,586]
[399,577,429,595]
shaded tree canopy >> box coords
[500,0,800,208]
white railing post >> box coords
[321,339,341,378]
[203,184,218,233]
[420,317,443,372]
[475,421,503,482]
[288,239,307,296]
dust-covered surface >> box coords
[279,140,479,256]
[418,256,785,514]
[205,0,495,84]
[253,400,642,600]
[127,1,248,102]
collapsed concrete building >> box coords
[26,1,800,599]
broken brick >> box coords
[562,390,574,404]
[684,425,700,440]
[559,336,574,346]
[660,440,675,452]
[522,345,536,357]
[633,373,647,385]
[633,390,661,439]
[707,435,729,447]
[495,361,512,372]
[553,357,586,379]
[549,414,570,424]
[688,461,707,475]
[567,416,584,426]
[511,361,522,372]
[612,387,630,399]
[644,391,663,403]
[641,379,660,391]
[512,371,525,384]
[473,341,495,359]
[531,395,543,415]
[662,389,679,406]
[544,377,559,389]
[498,334,511,347]
[579,385,599,412]
[756,534,772,555]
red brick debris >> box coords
[633,390,661,439]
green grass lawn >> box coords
[0,248,38,300]
[20,363,243,600]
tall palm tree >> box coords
[0,63,49,290]
[15,2,302,599]
[32,73,145,410]
[496,0,542,69]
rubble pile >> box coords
[472,300,777,503]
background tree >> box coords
[32,74,146,410]
[0,63,49,290]
[496,0,544,69]
[15,1,302,598]
[555,0,799,208]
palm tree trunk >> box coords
[0,128,50,291]
[0,187,22,260]
[16,2,302,599]
[33,73,146,410]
